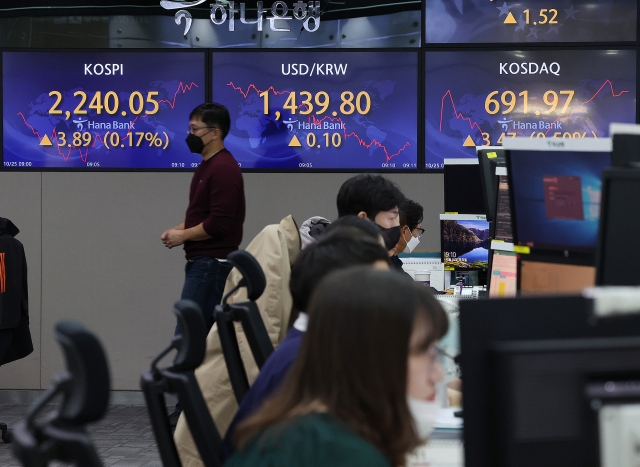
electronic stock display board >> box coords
[425,0,637,43]
[212,51,419,170]
[425,49,636,169]
[3,51,205,169]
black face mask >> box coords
[185,133,206,154]
[378,224,401,251]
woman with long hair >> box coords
[227,267,449,467]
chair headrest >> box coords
[171,300,207,371]
[54,320,111,425]
[226,250,266,302]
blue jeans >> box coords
[175,256,233,335]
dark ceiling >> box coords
[0,1,421,21]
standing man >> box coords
[161,103,245,424]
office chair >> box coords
[141,300,224,467]
[214,250,273,404]
[11,320,110,467]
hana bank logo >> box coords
[160,1,321,35]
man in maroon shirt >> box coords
[161,103,246,425]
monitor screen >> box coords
[460,295,640,467]
[3,51,206,169]
[596,169,640,286]
[520,259,595,294]
[425,49,636,169]
[443,159,485,214]
[477,147,506,221]
[494,174,513,242]
[211,51,419,170]
[506,138,612,253]
[489,250,517,298]
[610,123,640,167]
[440,214,490,269]
[424,0,637,43]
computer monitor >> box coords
[477,147,506,222]
[493,169,513,243]
[443,159,485,214]
[440,214,489,270]
[519,257,596,295]
[610,123,640,168]
[504,138,612,258]
[488,249,517,298]
[460,295,640,467]
[596,168,640,285]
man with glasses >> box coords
[161,103,245,426]
[390,199,424,274]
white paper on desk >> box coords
[434,407,463,430]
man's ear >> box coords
[357,211,369,220]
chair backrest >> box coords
[11,320,110,467]
[141,300,223,467]
[216,250,273,404]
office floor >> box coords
[0,404,163,467]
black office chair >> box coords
[141,300,224,467]
[11,320,110,467]
[214,250,273,404]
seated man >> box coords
[336,174,406,254]
[222,226,390,458]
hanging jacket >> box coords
[174,215,301,467]
[0,217,33,365]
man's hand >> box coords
[161,228,186,249]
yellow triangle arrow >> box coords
[40,134,53,146]
[463,135,476,147]
[288,135,302,147]
[504,12,517,24]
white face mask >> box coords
[407,396,440,439]
[404,231,421,253]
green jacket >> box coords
[226,412,392,467]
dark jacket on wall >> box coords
[0,217,33,365]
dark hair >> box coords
[235,268,449,466]
[324,215,383,242]
[289,228,388,312]
[336,174,405,220]
[189,103,231,139]
[399,199,424,232]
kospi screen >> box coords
[425,49,636,169]
[425,0,637,43]
[3,51,206,169]
[212,51,419,170]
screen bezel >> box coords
[477,146,506,222]
[505,137,612,259]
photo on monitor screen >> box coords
[212,50,419,170]
[425,49,636,169]
[505,138,612,253]
[3,51,206,169]
[424,0,637,44]
[441,215,490,269]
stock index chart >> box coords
[425,49,636,169]
[212,51,419,170]
[3,51,205,169]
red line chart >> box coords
[18,81,198,162]
[227,82,410,163]
[439,80,629,140]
